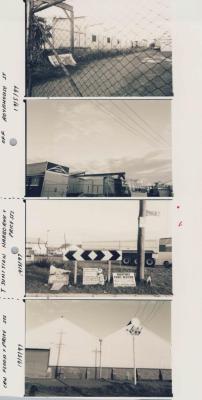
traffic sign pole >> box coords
[74,261,78,285]
[107,260,112,283]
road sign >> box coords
[65,249,122,261]
[113,272,136,287]
[83,268,105,285]
[146,210,160,216]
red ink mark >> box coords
[177,205,180,209]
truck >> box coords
[156,238,172,267]
[82,240,158,267]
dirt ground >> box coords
[26,261,172,296]
[25,377,172,397]
[31,50,172,97]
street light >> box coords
[126,318,142,385]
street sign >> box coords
[113,272,136,287]
[65,249,122,261]
[48,265,70,290]
[83,268,105,285]
[146,210,160,216]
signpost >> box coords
[126,318,142,385]
[113,272,136,287]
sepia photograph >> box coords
[25,299,172,397]
[26,0,172,97]
[26,100,172,198]
[26,199,172,296]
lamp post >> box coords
[126,318,142,385]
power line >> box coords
[97,100,168,148]
[113,101,169,147]
[93,100,158,147]
[123,101,170,146]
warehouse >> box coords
[26,316,171,381]
[26,162,130,197]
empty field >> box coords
[25,377,172,397]
[26,261,172,295]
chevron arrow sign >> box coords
[65,249,122,261]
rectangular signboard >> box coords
[83,268,104,285]
[113,272,136,287]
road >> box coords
[32,51,172,97]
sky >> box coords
[27,100,172,185]
[26,199,172,245]
[36,0,171,43]
[26,299,171,341]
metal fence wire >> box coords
[27,0,173,97]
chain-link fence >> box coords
[27,0,173,97]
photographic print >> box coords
[26,199,172,296]
[26,100,172,198]
[26,0,172,97]
[25,299,172,397]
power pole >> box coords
[132,335,136,385]
[55,316,64,378]
[136,200,146,282]
[99,339,103,379]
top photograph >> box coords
[26,0,173,97]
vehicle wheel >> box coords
[122,256,131,266]
[133,258,138,266]
[145,258,155,267]
[164,261,171,268]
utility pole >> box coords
[55,316,64,378]
[93,348,99,379]
[136,200,146,282]
[64,233,67,250]
[99,339,103,379]
[132,335,136,385]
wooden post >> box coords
[74,261,78,285]
[107,260,112,283]
[136,200,146,282]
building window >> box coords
[107,37,111,43]
[92,35,97,42]
[30,176,40,186]
[117,39,120,44]
[26,176,31,186]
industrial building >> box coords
[26,162,70,197]
[26,161,131,197]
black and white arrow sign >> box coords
[65,249,122,261]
